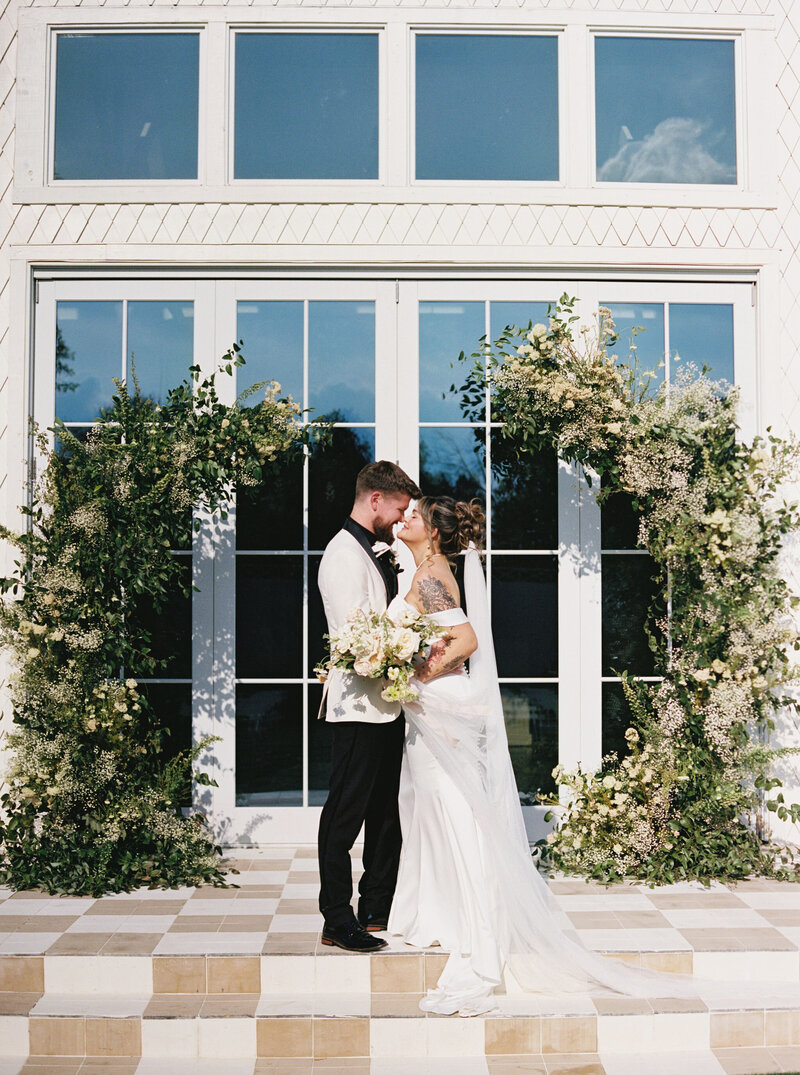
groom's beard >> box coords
[373,520,396,545]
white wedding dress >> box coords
[385,549,703,1016]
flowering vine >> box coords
[462,296,800,883]
[0,350,313,895]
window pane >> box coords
[491,435,557,550]
[503,685,558,800]
[602,554,658,676]
[127,302,194,405]
[416,35,559,181]
[236,556,303,678]
[236,458,304,552]
[603,681,635,762]
[309,683,332,806]
[308,555,327,678]
[237,302,304,406]
[141,683,192,805]
[234,33,378,180]
[128,558,192,679]
[490,301,553,346]
[595,37,736,184]
[54,33,199,180]
[602,302,665,395]
[308,428,375,550]
[492,556,558,678]
[670,303,734,384]
[419,302,485,422]
[419,427,485,502]
[601,475,641,551]
[309,302,375,423]
[236,685,302,806]
[56,302,122,422]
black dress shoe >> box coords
[357,910,388,933]
[321,920,388,952]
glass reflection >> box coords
[128,558,192,678]
[595,37,736,185]
[602,302,665,394]
[601,554,659,676]
[236,457,304,552]
[502,685,558,800]
[308,556,327,677]
[237,302,304,406]
[236,556,303,678]
[140,683,192,804]
[416,35,559,181]
[491,434,557,549]
[308,683,333,806]
[309,302,375,423]
[419,427,485,501]
[127,302,193,404]
[419,302,485,422]
[602,681,636,761]
[600,475,641,550]
[309,428,375,550]
[56,302,122,423]
[235,685,302,806]
[55,33,199,181]
[492,556,558,678]
[670,303,734,385]
[234,33,378,180]
[490,301,552,347]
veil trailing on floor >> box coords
[403,545,699,998]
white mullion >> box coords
[484,300,492,614]
[121,299,128,385]
[302,300,310,808]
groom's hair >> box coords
[355,460,421,500]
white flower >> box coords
[354,655,382,677]
[531,323,548,339]
[391,627,419,663]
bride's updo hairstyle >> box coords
[417,496,485,562]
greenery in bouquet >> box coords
[0,347,315,894]
[316,604,444,704]
[459,296,800,884]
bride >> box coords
[385,495,698,1016]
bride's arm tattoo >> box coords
[415,635,463,682]
[417,577,458,613]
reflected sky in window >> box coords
[416,35,558,181]
[237,302,304,406]
[309,302,375,423]
[128,302,194,405]
[56,302,122,422]
[670,304,734,385]
[419,302,484,422]
[595,37,736,184]
[419,427,485,502]
[54,33,199,180]
[601,302,665,394]
[235,33,378,179]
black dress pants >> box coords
[318,715,405,928]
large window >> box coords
[233,33,379,180]
[594,36,737,185]
[415,34,559,182]
[53,32,199,181]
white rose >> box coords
[391,627,419,663]
[354,655,382,677]
[532,323,548,338]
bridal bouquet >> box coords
[315,605,444,703]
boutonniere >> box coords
[372,541,401,575]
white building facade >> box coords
[1,0,798,846]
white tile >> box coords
[44,954,152,993]
[314,992,371,1016]
[597,1013,655,1052]
[0,1018,28,1057]
[31,993,150,1016]
[288,861,319,873]
[269,915,320,934]
[554,893,654,911]
[651,1011,710,1051]
[0,934,60,954]
[243,872,290,885]
[738,892,800,908]
[198,1015,256,1058]
[136,1061,253,1075]
[113,916,177,933]
[370,1016,428,1058]
[495,992,596,1016]
[0,900,59,916]
[776,926,800,948]
[693,949,800,981]
[154,934,264,955]
[154,935,222,955]
[316,952,371,992]
[180,900,239,916]
[256,994,316,1016]
[261,955,315,992]
[579,928,689,952]
[132,887,196,900]
[660,909,767,928]
[600,1051,725,1075]
[372,1061,489,1075]
[0,1061,25,1075]
[141,1018,199,1058]
[281,884,319,899]
[426,1014,484,1056]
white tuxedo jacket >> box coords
[317,528,401,724]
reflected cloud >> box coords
[598,117,735,184]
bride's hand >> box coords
[413,637,465,683]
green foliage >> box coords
[0,351,312,894]
[466,298,800,884]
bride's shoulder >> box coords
[408,561,460,614]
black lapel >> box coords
[342,518,395,602]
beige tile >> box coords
[46,934,113,956]
[256,861,293,871]
[759,909,800,926]
[567,912,620,929]
[19,916,79,933]
[253,1061,313,1075]
[766,1009,800,1046]
[276,900,319,915]
[294,848,318,859]
[769,1044,800,1068]
[541,1016,597,1054]
[263,934,317,955]
[592,996,652,1015]
[371,954,424,993]
[639,951,694,974]
[370,993,425,1017]
[713,1046,781,1074]
[29,1016,86,1056]
[84,1016,142,1057]
[487,1057,548,1074]
[129,900,185,915]
[544,1056,605,1075]
[650,996,708,1013]
[238,887,284,899]
[0,990,42,1014]
[423,952,449,990]
[680,929,745,950]
[201,993,260,1016]
[18,1062,83,1075]
[256,1017,313,1057]
[736,928,798,950]
[711,1010,765,1048]
[207,955,261,993]
[614,910,671,928]
[219,916,272,932]
[168,916,223,932]
[313,1017,370,1059]
[649,892,746,909]
[84,901,142,916]
[79,1060,139,1073]
[143,994,205,1018]
[191,887,236,900]
[0,955,44,991]
[485,1016,542,1054]
[152,955,206,994]
[100,933,161,955]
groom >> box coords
[317,460,421,952]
